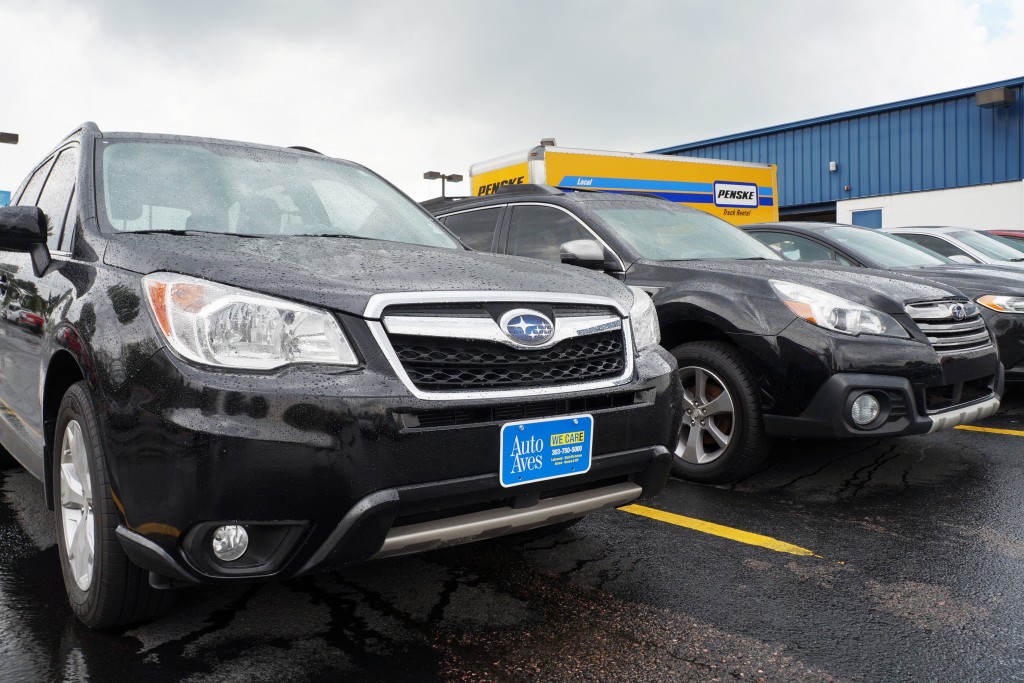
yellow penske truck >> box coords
[470,142,779,225]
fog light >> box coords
[850,394,881,426]
[211,525,249,562]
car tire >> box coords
[52,381,174,628]
[669,341,772,484]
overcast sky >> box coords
[1,0,1022,201]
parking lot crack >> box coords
[777,440,884,490]
[836,444,901,499]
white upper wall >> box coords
[836,181,1024,229]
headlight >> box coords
[142,273,358,370]
[977,295,1024,313]
[628,286,661,350]
[770,280,908,338]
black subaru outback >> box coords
[428,187,1003,484]
[0,125,680,627]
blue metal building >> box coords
[652,77,1024,227]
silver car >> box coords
[885,226,1024,270]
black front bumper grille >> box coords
[390,330,626,391]
[399,390,646,429]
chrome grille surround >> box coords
[364,291,635,401]
[904,299,992,354]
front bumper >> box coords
[763,370,1003,439]
[103,345,680,585]
[736,319,1004,439]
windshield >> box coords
[98,140,459,250]
[819,226,952,267]
[589,200,781,261]
[987,233,1024,253]
[951,230,1024,261]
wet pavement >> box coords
[2,391,1023,682]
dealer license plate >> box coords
[499,414,593,488]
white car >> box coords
[2,303,21,320]
[884,226,1024,270]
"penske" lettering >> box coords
[712,181,759,208]
[716,189,755,201]
[477,176,525,195]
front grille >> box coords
[905,300,991,353]
[399,390,645,429]
[390,330,625,390]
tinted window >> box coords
[34,148,79,250]
[442,208,501,251]
[753,232,838,263]
[15,157,55,208]
[99,141,458,250]
[506,205,588,262]
[898,234,977,261]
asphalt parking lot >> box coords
[2,390,1023,683]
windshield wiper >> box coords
[298,233,383,241]
[120,229,264,238]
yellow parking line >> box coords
[619,504,819,557]
[955,425,1024,437]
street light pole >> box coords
[423,171,463,198]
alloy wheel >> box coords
[674,366,736,465]
[59,419,95,592]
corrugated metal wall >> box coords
[666,84,1024,209]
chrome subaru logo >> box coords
[500,309,555,346]
[950,303,967,321]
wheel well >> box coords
[660,320,732,352]
[42,351,85,510]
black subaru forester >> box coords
[0,124,680,627]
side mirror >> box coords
[0,206,47,250]
[0,206,52,276]
[947,254,977,265]
[560,239,607,270]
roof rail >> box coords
[494,183,564,197]
[288,145,322,154]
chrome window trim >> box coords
[436,204,506,219]
[364,291,635,402]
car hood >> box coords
[892,265,1024,297]
[637,258,960,313]
[103,234,632,317]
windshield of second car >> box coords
[589,200,781,261]
[820,226,951,267]
[951,230,1024,261]
[98,140,459,249]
